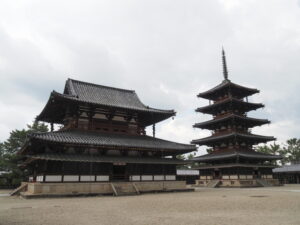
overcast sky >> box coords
[1,0,300,155]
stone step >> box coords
[207,180,221,188]
[10,183,28,196]
[111,183,139,196]
[256,179,272,187]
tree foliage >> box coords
[2,122,48,155]
[281,138,300,164]
[0,121,48,187]
[206,148,213,154]
[256,139,300,165]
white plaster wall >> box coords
[154,175,164,181]
[45,175,62,182]
[141,175,153,181]
[80,175,95,182]
[166,175,176,181]
[96,176,109,181]
[64,175,79,182]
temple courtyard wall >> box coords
[1,185,300,225]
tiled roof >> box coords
[192,150,282,162]
[194,163,277,169]
[37,79,175,125]
[191,132,276,146]
[273,164,300,173]
[193,114,270,130]
[26,153,186,165]
[63,79,175,114]
[198,79,259,100]
[196,98,264,114]
[26,130,196,152]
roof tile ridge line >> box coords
[28,130,54,137]
[123,88,176,113]
[68,78,136,93]
[144,106,176,113]
[228,81,260,92]
[193,113,269,123]
[236,132,276,139]
[51,90,75,98]
[51,90,175,114]
[144,135,196,147]
[67,79,78,97]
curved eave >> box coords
[197,80,259,100]
[19,130,196,155]
[194,163,278,169]
[196,98,264,114]
[23,153,187,165]
[191,132,276,146]
[193,114,270,130]
[36,91,176,126]
[192,151,282,162]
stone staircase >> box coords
[206,180,221,188]
[110,183,140,196]
[10,182,28,196]
[256,179,272,187]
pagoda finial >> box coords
[222,47,229,80]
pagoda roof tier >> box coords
[196,98,264,115]
[193,114,270,130]
[191,150,282,162]
[22,153,186,166]
[191,132,276,146]
[20,130,196,155]
[198,79,259,100]
[37,79,175,126]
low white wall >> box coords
[64,176,79,182]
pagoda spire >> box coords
[222,48,229,80]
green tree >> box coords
[0,142,4,157]
[281,138,300,164]
[206,148,213,154]
[2,121,48,155]
[0,121,48,187]
[256,142,282,165]
[256,143,281,155]
[176,154,186,160]
[186,152,198,168]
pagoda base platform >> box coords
[19,181,192,198]
[195,179,280,188]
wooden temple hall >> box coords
[18,79,196,196]
[191,50,282,187]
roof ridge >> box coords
[68,78,136,93]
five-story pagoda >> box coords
[191,50,281,187]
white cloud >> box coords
[0,0,299,156]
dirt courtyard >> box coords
[0,185,300,225]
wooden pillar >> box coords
[43,160,48,182]
[61,162,64,182]
[75,111,79,128]
[88,110,94,130]
[33,162,38,182]
[152,123,156,138]
[50,122,54,132]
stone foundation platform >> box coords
[195,179,280,188]
[20,181,192,198]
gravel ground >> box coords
[0,185,300,225]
